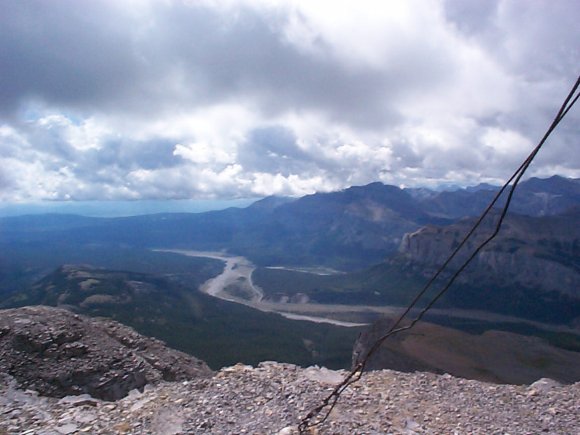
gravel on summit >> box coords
[1,362,579,434]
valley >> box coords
[156,249,366,327]
[0,176,578,382]
[157,249,264,302]
[160,249,580,337]
[2,6,579,432]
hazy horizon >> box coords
[0,198,261,218]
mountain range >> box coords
[2,175,578,269]
[0,175,578,376]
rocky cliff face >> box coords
[398,210,580,298]
[0,306,212,401]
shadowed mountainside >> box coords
[1,176,579,379]
[353,316,580,384]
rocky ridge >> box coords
[1,306,579,434]
[1,363,579,434]
[0,306,212,401]
[398,210,580,298]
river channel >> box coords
[155,249,368,327]
[155,249,579,335]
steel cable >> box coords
[298,74,580,433]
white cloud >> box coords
[251,172,337,197]
[0,0,578,202]
[174,143,234,165]
[282,0,439,69]
[36,113,110,152]
[482,127,533,157]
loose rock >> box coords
[1,364,579,434]
[0,306,212,401]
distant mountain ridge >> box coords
[1,176,578,270]
[409,175,580,219]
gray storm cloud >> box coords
[0,0,578,201]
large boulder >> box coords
[0,306,212,400]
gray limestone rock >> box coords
[1,361,580,434]
[0,306,212,400]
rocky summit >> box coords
[0,306,212,401]
[1,306,579,434]
[1,363,579,434]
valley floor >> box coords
[156,249,367,327]
[157,249,580,335]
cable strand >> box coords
[298,74,580,433]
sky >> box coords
[1,0,579,206]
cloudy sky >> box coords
[1,0,579,204]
